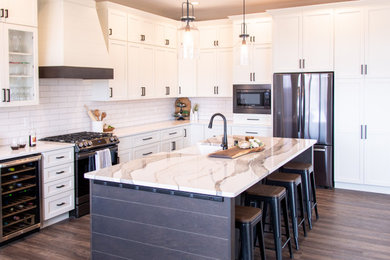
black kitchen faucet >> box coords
[208,113,228,150]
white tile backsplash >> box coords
[0,79,232,145]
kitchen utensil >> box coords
[208,145,265,159]
[101,112,107,121]
[94,109,101,120]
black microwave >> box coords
[233,84,271,114]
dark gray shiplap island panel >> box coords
[90,182,235,260]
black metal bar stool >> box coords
[235,205,266,260]
[282,162,319,230]
[245,184,293,260]
[266,172,307,250]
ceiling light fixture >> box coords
[178,0,199,60]
[239,0,250,65]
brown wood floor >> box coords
[0,188,390,260]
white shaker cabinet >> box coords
[199,25,232,49]
[128,14,155,45]
[272,8,334,73]
[155,23,177,48]
[155,47,177,98]
[0,0,37,27]
[108,40,128,100]
[178,59,197,97]
[107,9,127,41]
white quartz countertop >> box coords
[0,141,74,161]
[85,136,316,198]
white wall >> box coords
[0,79,233,145]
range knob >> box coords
[109,137,115,142]
[114,136,118,141]
[83,141,89,147]
[78,142,84,148]
[88,141,93,146]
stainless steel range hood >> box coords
[38,0,113,79]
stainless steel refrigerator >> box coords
[273,72,334,188]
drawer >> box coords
[133,131,160,147]
[233,114,272,125]
[118,136,132,151]
[43,176,74,198]
[43,190,74,220]
[43,163,74,184]
[161,127,184,141]
[43,148,74,168]
[133,143,160,159]
[231,126,272,137]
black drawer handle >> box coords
[247,118,260,121]
[169,132,177,135]
[109,28,112,35]
[4,9,8,18]
[56,185,65,189]
[56,171,65,175]
[142,152,153,156]
[56,202,66,207]
[142,137,153,141]
[0,9,4,18]
[245,131,258,135]
[56,156,65,159]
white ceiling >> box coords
[96,0,355,21]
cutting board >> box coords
[208,145,265,159]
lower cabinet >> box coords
[133,143,161,159]
[41,147,75,223]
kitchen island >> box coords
[85,136,316,260]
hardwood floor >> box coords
[0,188,389,260]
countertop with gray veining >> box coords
[85,136,316,197]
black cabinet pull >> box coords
[169,132,177,135]
[56,202,66,207]
[140,34,145,41]
[216,86,219,94]
[166,86,170,95]
[252,36,255,43]
[172,141,176,151]
[247,118,260,121]
[110,87,113,98]
[165,39,169,45]
[365,64,368,75]
[6,89,10,102]
[56,185,65,189]
[109,28,112,35]
[0,9,4,18]
[142,137,152,141]
[299,59,302,69]
[302,59,305,69]
[2,89,6,102]
[245,131,258,135]
[253,73,255,82]
[56,171,65,175]
[55,156,65,159]
[250,73,253,82]
[179,86,181,95]
[184,129,187,137]
[142,152,153,156]
[5,9,8,18]
[216,40,219,46]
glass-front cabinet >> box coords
[0,24,38,106]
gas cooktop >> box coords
[40,131,119,152]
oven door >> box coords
[75,146,118,206]
[233,85,271,114]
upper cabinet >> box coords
[155,47,177,98]
[155,23,177,48]
[128,15,155,45]
[0,1,38,107]
[335,4,390,79]
[272,8,334,72]
[232,16,273,84]
[0,0,37,27]
[199,24,233,49]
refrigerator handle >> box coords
[297,86,301,136]
[360,125,363,139]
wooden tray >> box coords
[208,145,265,159]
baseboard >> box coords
[335,182,390,195]
[41,212,70,228]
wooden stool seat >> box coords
[267,172,301,185]
[235,205,262,223]
[284,162,313,172]
[246,184,286,198]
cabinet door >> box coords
[334,79,363,184]
[217,25,233,48]
[199,26,217,49]
[4,0,37,27]
[197,50,216,97]
[252,45,272,84]
[273,13,301,72]
[133,143,160,159]
[108,9,127,41]
[108,40,127,100]
[165,49,177,97]
[2,24,38,107]
[334,7,364,79]
[364,79,390,186]
[248,20,272,45]
[156,23,177,48]
[302,9,334,72]
[127,43,141,99]
[138,45,155,98]
[216,48,233,97]
[154,48,166,98]
[128,16,154,44]
[178,59,197,97]
[365,6,390,79]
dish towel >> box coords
[95,149,112,170]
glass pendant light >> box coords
[178,0,199,60]
[239,0,250,65]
